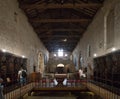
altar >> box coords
[54,74,67,86]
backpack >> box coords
[22,70,27,78]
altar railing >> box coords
[34,77,87,88]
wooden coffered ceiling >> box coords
[18,0,104,52]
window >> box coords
[58,49,63,57]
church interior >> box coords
[0,0,120,99]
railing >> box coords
[3,78,86,99]
[90,77,120,95]
[33,78,87,88]
[3,81,35,99]
[3,77,119,99]
[87,82,120,99]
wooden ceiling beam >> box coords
[44,44,78,48]
[22,3,102,10]
[47,48,74,52]
[31,18,91,23]
[45,44,77,47]
[36,28,83,32]
[39,35,81,38]
[35,24,86,30]
[74,8,93,17]
[46,44,76,47]
[45,46,76,51]
[42,39,79,44]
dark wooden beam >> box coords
[31,18,91,23]
[33,22,87,30]
[36,28,83,32]
[39,35,81,38]
[44,47,77,51]
[42,40,79,43]
[22,3,102,10]
[46,44,75,47]
[46,48,75,52]
[46,46,75,52]
[45,43,77,46]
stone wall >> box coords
[0,0,49,73]
[72,0,120,77]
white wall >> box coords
[72,0,120,77]
[0,0,49,73]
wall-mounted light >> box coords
[2,49,7,52]
[93,53,97,57]
[63,38,67,42]
[65,54,68,57]
[22,55,25,58]
[54,54,56,57]
[112,47,116,52]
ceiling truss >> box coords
[18,0,104,52]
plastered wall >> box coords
[0,0,49,73]
[72,0,120,77]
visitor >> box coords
[0,72,5,99]
[18,66,27,86]
[79,68,86,79]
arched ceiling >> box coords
[18,0,104,52]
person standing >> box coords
[79,68,86,79]
[0,73,5,99]
[18,67,27,86]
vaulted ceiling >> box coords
[18,0,104,52]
